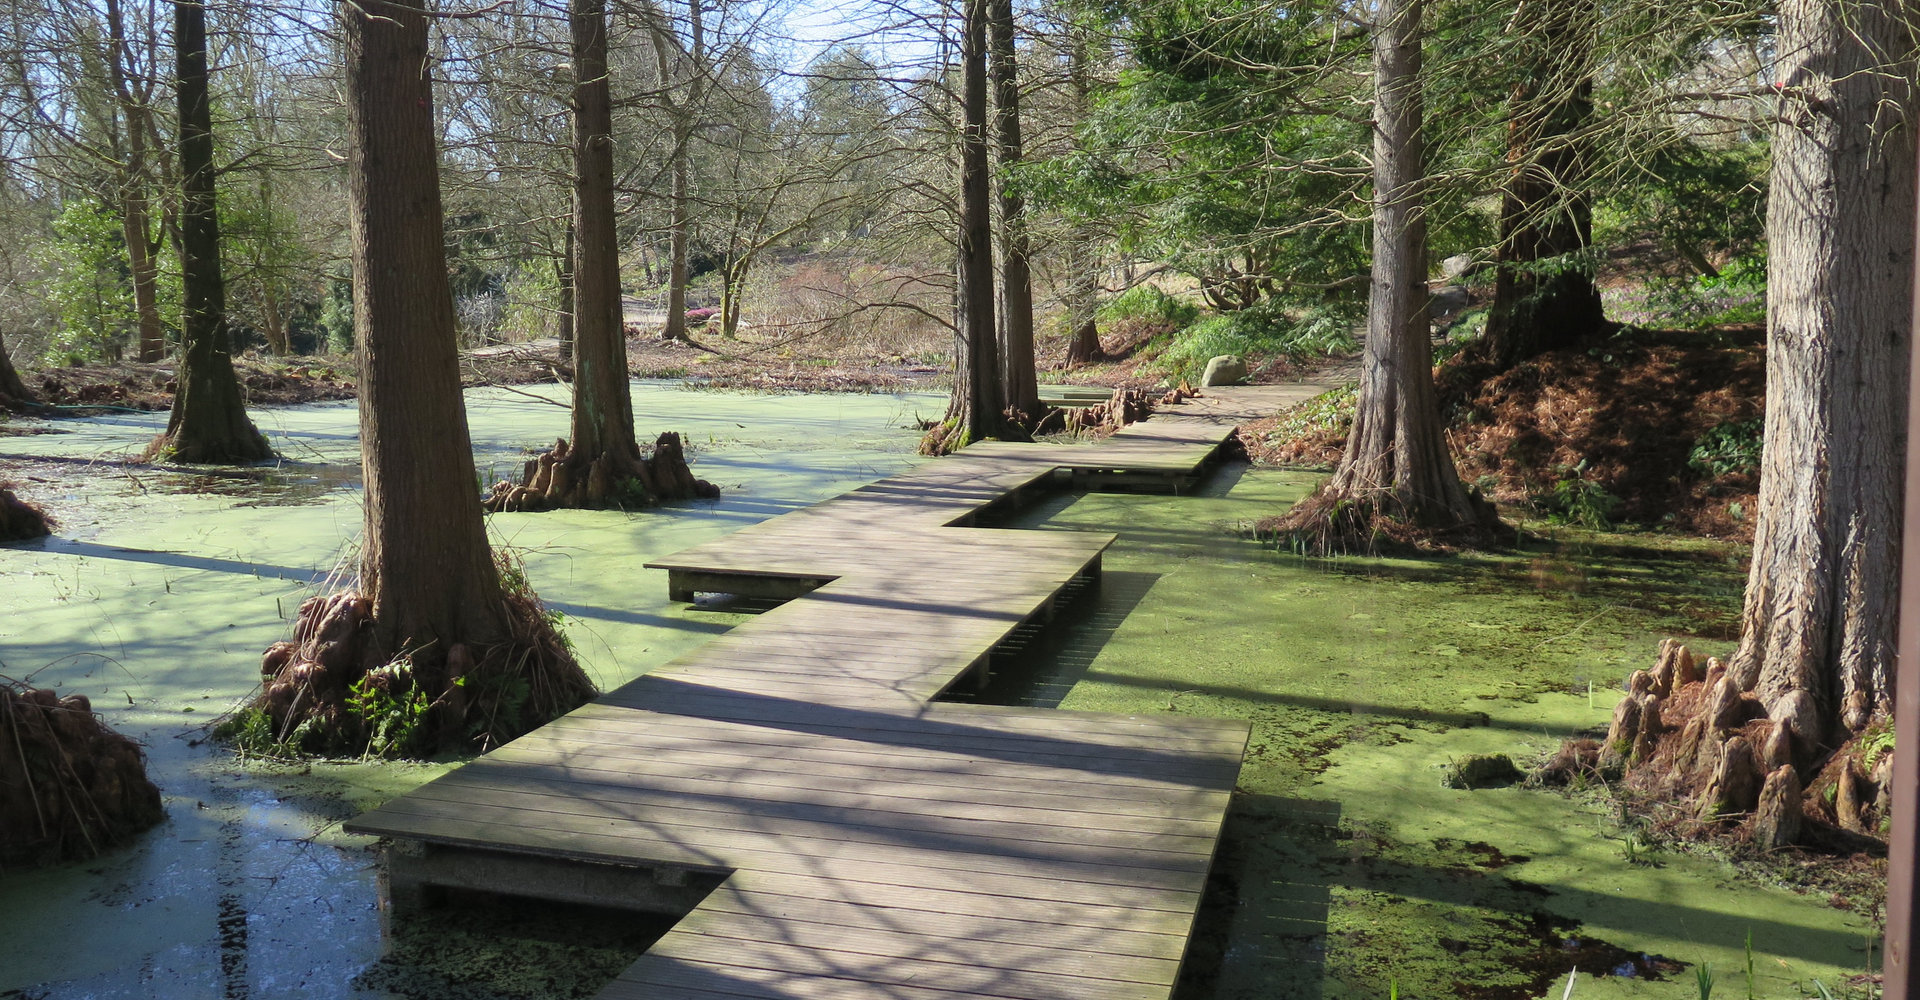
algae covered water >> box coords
[0,384,942,999]
[0,388,1882,1000]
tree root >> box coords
[0,484,53,542]
[482,431,718,513]
[0,679,165,868]
[1535,638,1890,856]
[223,553,596,758]
[1258,483,1511,556]
[140,425,274,465]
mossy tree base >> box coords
[1260,484,1510,556]
[0,485,53,541]
[1536,639,1889,855]
[0,681,165,867]
[227,554,595,758]
[483,432,717,513]
[141,425,274,465]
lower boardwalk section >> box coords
[345,385,1317,999]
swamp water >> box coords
[0,389,1879,999]
[0,384,942,999]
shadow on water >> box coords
[939,569,1161,709]
[1176,796,1691,1000]
[357,891,675,1000]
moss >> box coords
[981,466,1873,998]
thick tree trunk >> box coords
[1277,0,1497,549]
[988,0,1038,422]
[0,330,36,406]
[567,0,640,482]
[1730,0,1916,746]
[238,1,596,760]
[344,0,509,656]
[121,191,166,363]
[927,0,1015,455]
[1064,240,1102,366]
[480,0,716,512]
[148,0,270,464]
[1481,0,1606,368]
[1062,32,1102,369]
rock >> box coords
[1753,765,1803,851]
[1429,284,1470,323]
[1699,735,1760,820]
[1440,253,1476,281]
[1199,355,1248,388]
[1445,753,1524,789]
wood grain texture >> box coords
[345,386,1315,999]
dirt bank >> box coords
[1247,328,1766,539]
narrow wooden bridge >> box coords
[346,384,1314,1000]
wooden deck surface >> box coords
[345,384,1317,999]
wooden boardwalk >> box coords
[346,384,1316,1000]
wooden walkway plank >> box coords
[343,385,1318,999]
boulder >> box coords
[1199,355,1248,387]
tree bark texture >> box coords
[105,0,166,364]
[479,1,717,512]
[988,0,1038,422]
[1482,0,1606,368]
[0,330,35,405]
[344,0,510,657]
[1062,31,1102,368]
[1731,0,1917,743]
[665,138,692,340]
[661,0,704,342]
[557,219,575,361]
[1319,0,1486,531]
[121,188,166,363]
[568,0,640,471]
[1064,239,1102,366]
[933,0,1010,452]
[152,0,269,464]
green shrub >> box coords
[1531,467,1621,530]
[1688,418,1763,477]
[1642,254,1767,328]
[1097,285,1200,329]
[348,663,434,759]
[1265,383,1356,444]
[1150,301,1359,382]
